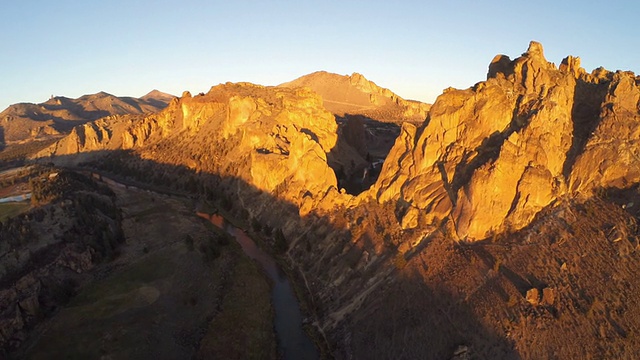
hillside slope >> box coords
[0,90,174,145]
[280,71,430,122]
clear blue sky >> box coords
[1,0,638,110]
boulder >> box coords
[541,287,556,306]
[526,288,540,306]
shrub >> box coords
[274,229,288,254]
[200,235,221,262]
[184,234,195,251]
[251,218,262,232]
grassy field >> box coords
[197,250,276,359]
[24,250,179,359]
[0,201,30,221]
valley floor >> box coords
[16,180,276,359]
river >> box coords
[0,193,31,204]
[200,213,319,360]
[89,170,320,358]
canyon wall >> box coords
[30,42,640,358]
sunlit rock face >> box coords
[35,82,355,215]
[371,41,640,240]
[569,71,640,192]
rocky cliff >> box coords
[36,41,640,278]
[35,83,361,215]
[371,41,640,240]
[280,71,430,122]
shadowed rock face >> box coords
[371,41,640,240]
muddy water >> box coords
[201,213,319,360]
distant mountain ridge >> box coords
[0,90,175,145]
[280,71,430,122]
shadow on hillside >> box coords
[329,114,400,195]
[23,95,169,135]
[601,184,640,218]
[40,99,111,123]
[51,119,98,134]
[348,268,521,360]
[137,96,170,110]
[25,149,521,359]
[563,79,610,178]
[0,126,4,151]
[114,96,146,113]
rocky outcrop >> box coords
[280,71,430,122]
[35,83,359,215]
[569,71,640,192]
[371,41,640,240]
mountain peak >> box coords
[0,90,172,144]
[92,91,115,98]
[142,89,171,98]
[140,89,176,102]
[280,71,430,122]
